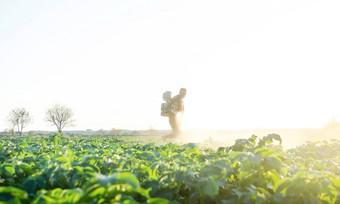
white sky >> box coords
[0,0,340,131]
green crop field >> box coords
[1,134,340,204]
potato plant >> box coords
[1,133,340,203]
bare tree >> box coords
[7,108,32,136]
[45,104,75,133]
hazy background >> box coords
[1,0,340,131]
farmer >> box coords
[166,88,186,138]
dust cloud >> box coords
[163,126,340,150]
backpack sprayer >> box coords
[161,91,172,117]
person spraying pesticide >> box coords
[161,88,186,138]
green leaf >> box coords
[56,156,68,162]
[212,159,232,169]
[274,179,291,193]
[114,173,140,190]
[199,166,222,177]
[17,162,31,173]
[330,176,340,191]
[263,156,282,172]
[268,134,282,145]
[143,180,159,197]
[249,153,262,164]
[139,187,151,199]
[229,152,247,161]
[147,197,170,204]
[22,179,37,194]
[155,188,175,200]
[201,177,219,196]
[96,172,140,191]
[88,187,106,197]
[257,187,270,196]
[0,187,28,199]
[138,151,154,160]
[3,165,15,176]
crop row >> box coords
[1,134,340,203]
